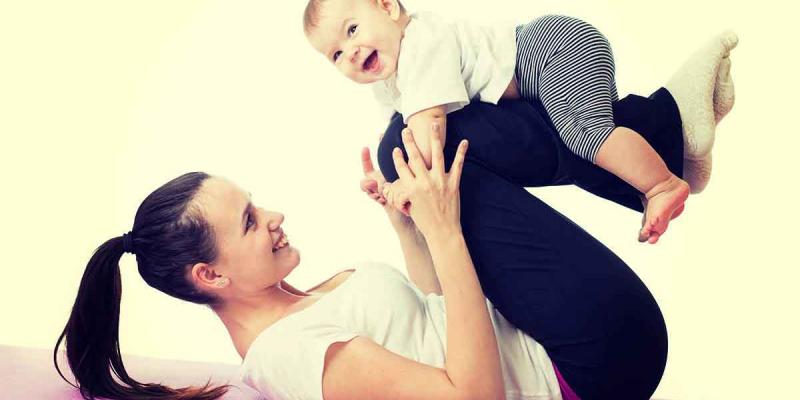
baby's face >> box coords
[306,0,404,84]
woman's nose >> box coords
[266,211,284,231]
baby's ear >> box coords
[376,0,402,20]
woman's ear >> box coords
[376,0,401,20]
[191,262,228,289]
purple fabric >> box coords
[0,345,262,399]
[553,363,581,400]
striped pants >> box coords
[516,15,619,163]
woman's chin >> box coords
[279,246,300,265]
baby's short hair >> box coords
[303,0,406,33]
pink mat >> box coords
[0,344,262,399]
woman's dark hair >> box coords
[54,172,230,400]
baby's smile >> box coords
[362,50,381,73]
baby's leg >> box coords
[595,128,689,243]
[525,16,687,243]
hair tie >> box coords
[121,231,136,254]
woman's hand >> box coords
[359,147,413,227]
[383,123,468,241]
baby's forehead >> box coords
[306,2,348,45]
[313,0,357,27]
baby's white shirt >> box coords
[240,262,561,400]
[372,12,517,122]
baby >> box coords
[303,0,722,243]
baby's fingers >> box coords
[361,147,375,174]
[361,178,378,194]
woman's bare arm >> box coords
[389,216,442,295]
[384,127,506,399]
[360,147,441,295]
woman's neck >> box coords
[213,282,313,358]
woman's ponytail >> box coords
[54,172,230,400]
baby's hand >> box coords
[360,147,412,226]
[382,182,411,217]
[360,147,387,206]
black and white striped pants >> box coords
[516,15,619,163]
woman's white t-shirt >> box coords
[240,262,562,399]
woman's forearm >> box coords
[390,217,442,295]
[426,232,505,400]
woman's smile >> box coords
[272,231,289,252]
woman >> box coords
[55,37,735,399]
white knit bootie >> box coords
[666,31,739,160]
[683,154,713,194]
[714,56,735,123]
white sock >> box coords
[714,56,735,123]
[683,154,712,194]
[666,31,739,160]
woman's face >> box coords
[196,177,299,294]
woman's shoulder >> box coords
[306,268,356,294]
[248,263,400,347]
[306,262,399,294]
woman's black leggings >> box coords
[377,88,683,400]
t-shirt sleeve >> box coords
[397,20,470,122]
[372,83,400,121]
[241,323,358,400]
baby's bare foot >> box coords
[639,176,690,244]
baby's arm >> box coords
[406,105,448,169]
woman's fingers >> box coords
[383,183,397,208]
[448,139,469,188]
[400,128,430,178]
[430,122,445,175]
[392,146,415,181]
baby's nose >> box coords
[348,47,360,64]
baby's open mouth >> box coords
[362,50,379,72]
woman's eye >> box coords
[246,213,255,230]
[347,24,358,36]
[333,50,342,62]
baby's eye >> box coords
[333,50,342,62]
[347,24,358,37]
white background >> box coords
[1,1,798,398]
